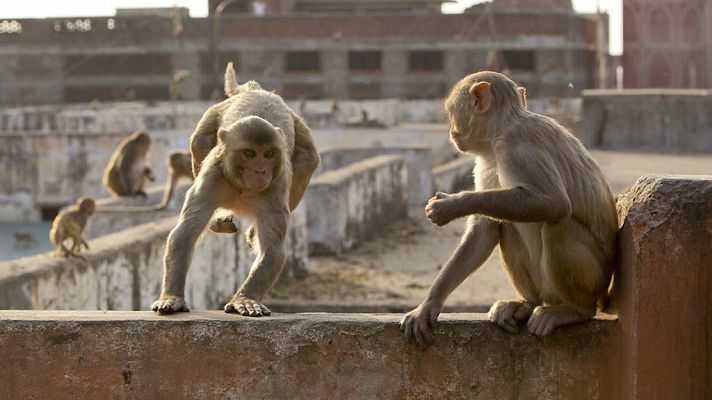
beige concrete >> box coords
[0,310,620,400]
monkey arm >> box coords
[426,216,500,306]
[451,185,571,223]
[288,115,320,211]
[156,173,178,210]
[189,106,220,177]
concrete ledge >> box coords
[84,183,190,239]
[0,311,620,399]
[432,156,474,193]
[306,155,408,255]
[318,145,433,205]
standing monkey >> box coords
[154,150,194,210]
[401,71,617,345]
[49,197,96,258]
[102,130,155,197]
[152,63,320,316]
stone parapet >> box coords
[307,154,408,255]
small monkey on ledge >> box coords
[401,72,617,345]
[49,197,96,258]
[152,63,320,316]
[154,150,194,210]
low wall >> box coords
[577,89,712,152]
[0,311,620,399]
[0,203,309,309]
[0,130,191,223]
[306,155,408,255]
[0,175,709,399]
[318,145,432,205]
[84,182,190,239]
[432,156,475,193]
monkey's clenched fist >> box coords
[425,192,463,226]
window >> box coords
[64,53,173,76]
[282,83,324,99]
[501,50,535,71]
[286,51,320,72]
[409,50,443,72]
[348,51,382,72]
[348,83,381,99]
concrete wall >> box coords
[0,130,191,222]
[610,174,712,400]
[318,145,432,205]
[577,89,712,152]
[306,155,408,255]
[84,183,190,240]
[0,174,710,399]
[0,203,309,309]
[432,156,475,193]
[0,311,620,399]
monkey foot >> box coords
[151,296,190,314]
[488,300,534,334]
[224,296,271,317]
[210,216,238,234]
[526,305,590,336]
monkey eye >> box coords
[264,149,275,158]
[243,149,256,158]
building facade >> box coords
[0,0,605,106]
[623,0,712,88]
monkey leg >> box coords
[224,209,289,317]
[491,223,543,333]
[526,219,608,336]
[153,181,221,314]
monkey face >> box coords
[234,145,279,192]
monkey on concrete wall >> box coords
[154,150,193,210]
[102,130,155,197]
[401,71,618,345]
[49,197,96,258]
[151,63,320,316]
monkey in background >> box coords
[102,130,155,197]
[152,63,320,316]
[401,71,618,346]
[154,150,194,210]
[49,197,96,258]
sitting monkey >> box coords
[102,130,155,197]
[49,197,96,258]
[401,71,618,345]
[152,63,320,316]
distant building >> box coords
[0,0,606,106]
[623,0,712,88]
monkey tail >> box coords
[225,62,240,97]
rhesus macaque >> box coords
[49,197,96,258]
[102,130,155,197]
[401,71,617,345]
[154,150,193,210]
[152,63,320,316]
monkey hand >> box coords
[400,300,441,349]
[224,295,271,317]
[151,295,190,314]
[488,299,534,334]
[425,192,461,226]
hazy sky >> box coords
[0,0,622,54]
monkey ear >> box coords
[468,82,492,113]
[217,127,228,143]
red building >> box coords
[623,0,712,88]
